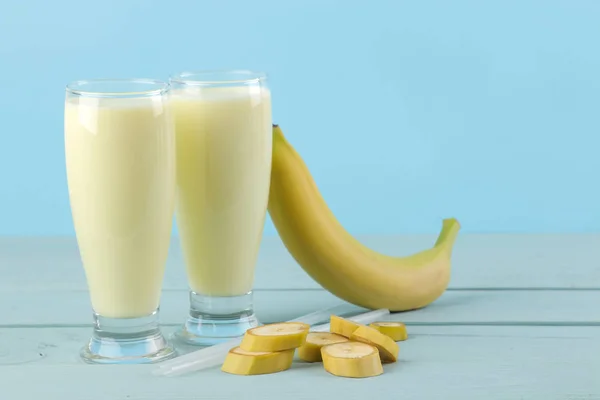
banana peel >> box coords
[267,124,460,312]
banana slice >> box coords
[298,332,349,362]
[221,347,295,375]
[350,325,399,363]
[369,322,408,341]
[239,322,310,352]
[330,315,361,338]
[321,341,383,378]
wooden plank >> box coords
[0,290,597,326]
[0,326,598,399]
[1,234,599,292]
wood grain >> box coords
[0,235,598,399]
[1,234,599,292]
[0,326,597,400]
[0,289,597,327]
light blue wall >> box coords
[1,0,599,235]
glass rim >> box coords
[65,78,169,98]
[169,69,267,86]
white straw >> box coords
[154,303,348,376]
[154,307,390,377]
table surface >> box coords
[0,233,598,399]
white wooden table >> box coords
[0,234,598,399]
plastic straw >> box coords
[154,303,348,376]
[154,307,390,377]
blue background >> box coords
[1,0,599,235]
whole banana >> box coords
[268,125,461,312]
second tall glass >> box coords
[170,70,272,345]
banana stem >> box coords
[433,218,461,257]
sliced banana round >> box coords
[369,321,408,341]
[221,346,295,376]
[329,315,361,338]
[350,325,399,363]
[321,341,383,378]
[239,322,310,352]
[298,332,349,362]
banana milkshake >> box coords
[65,79,176,363]
[170,70,272,345]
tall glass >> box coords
[64,79,176,363]
[169,70,272,345]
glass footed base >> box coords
[81,311,176,364]
[173,291,260,347]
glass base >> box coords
[173,291,260,346]
[81,311,176,364]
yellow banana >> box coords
[350,325,399,363]
[321,341,383,378]
[369,322,408,341]
[267,125,461,312]
[297,332,348,362]
[240,322,310,352]
[221,347,295,375]
[329,315,361,338]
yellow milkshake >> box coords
[171,84,272,297]
[65,92,175,319]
